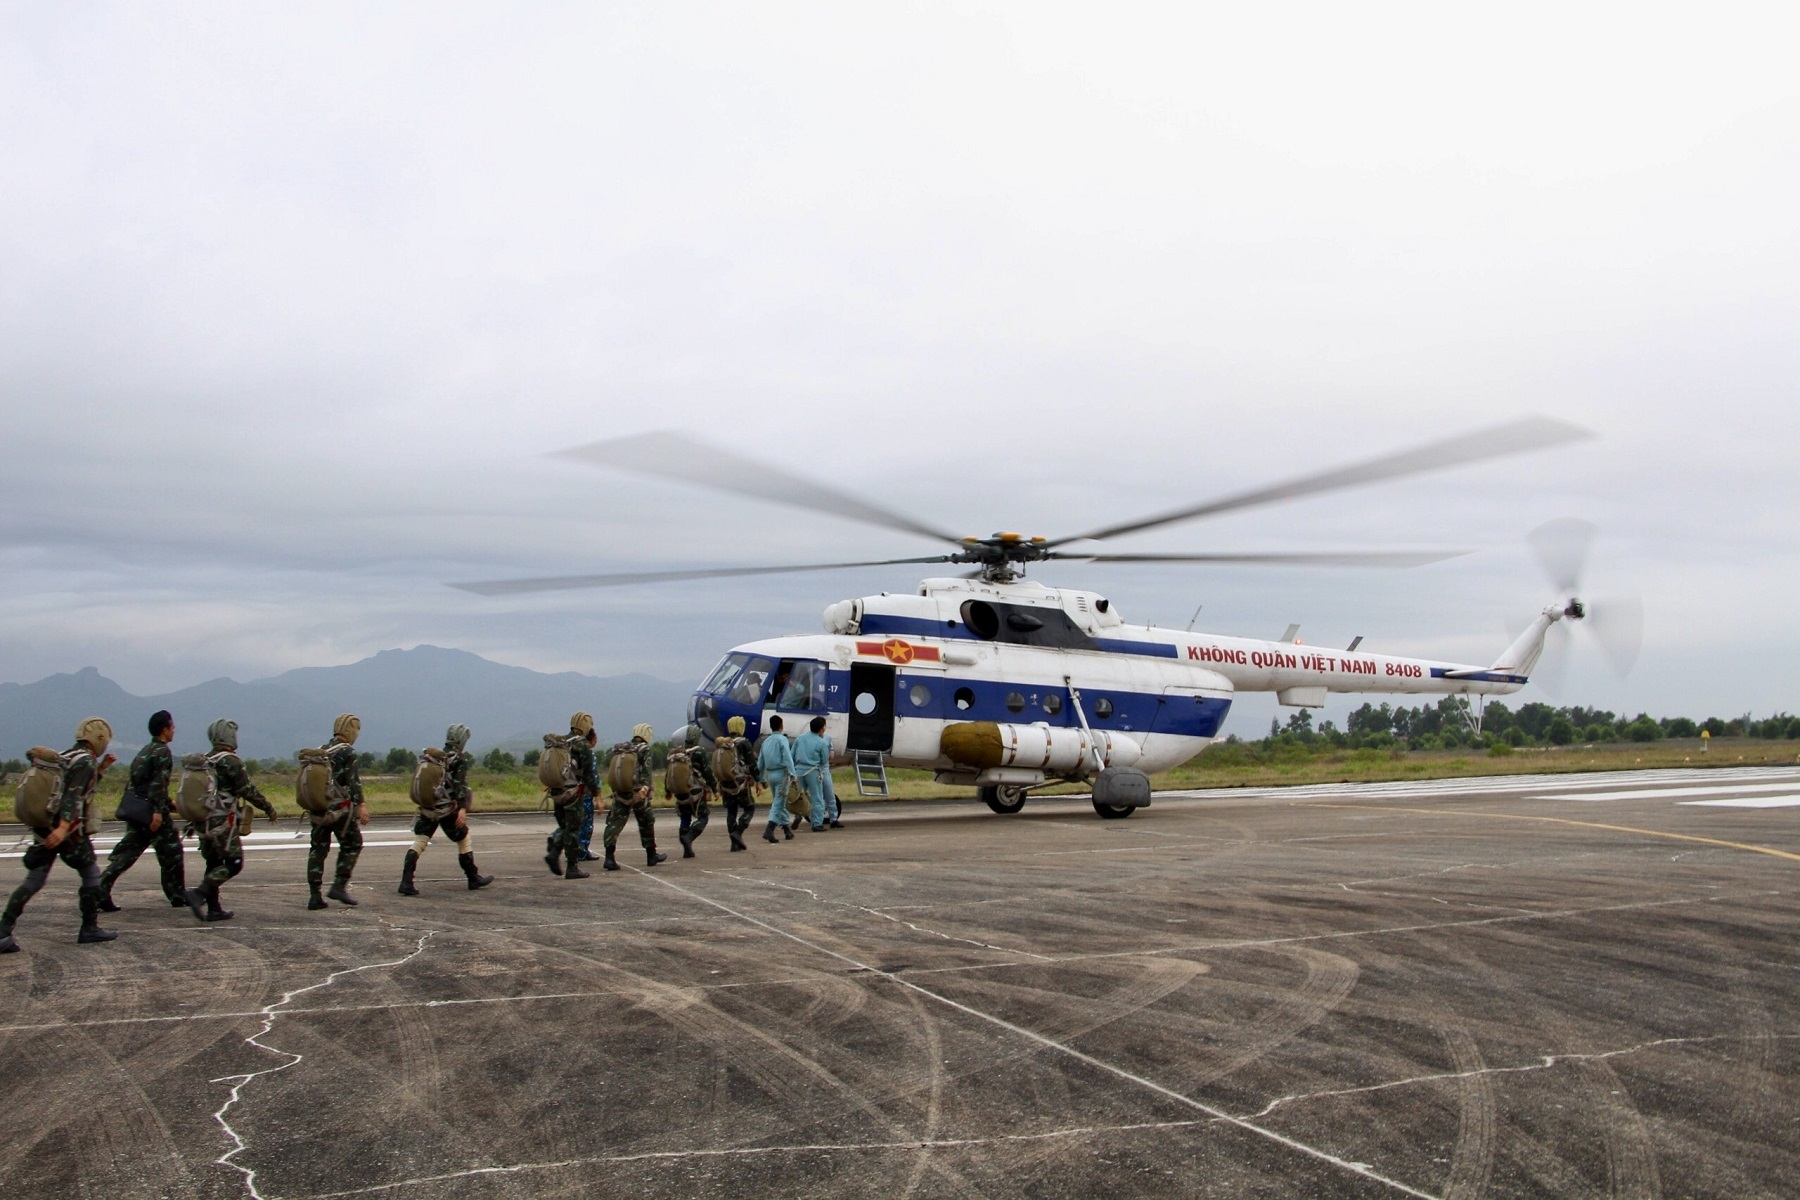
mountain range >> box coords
[0,646,697,760]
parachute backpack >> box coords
[295,746,340,814]
[12,746,71,828]
[665,748,693,799]
[412,747,447,810]
[176,752,232,824]
[712,737,745,789]
[538,734,578,805]
[605,742,639,796]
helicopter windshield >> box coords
[701,655,746,694]
[726,656,776,705]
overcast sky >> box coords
[2,2,1795,735]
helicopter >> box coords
[456,417,1637,819]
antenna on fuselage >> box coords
[1186,604,1203,632]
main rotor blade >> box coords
[1050,416,1593,546]
[555,431,964,546]
[450,556,955,596]
[1053,550,1465,567]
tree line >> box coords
[1256,700,1797,753]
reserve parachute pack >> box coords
[605,742,639,796]
[12,747,72,828]
[665,748,692,798]
[295,745,343,814]
[538,734,579,805]
[176,751,231,824]
[412,747,447,809]
[712,737,746,789]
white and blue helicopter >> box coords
[459,418,1637,819]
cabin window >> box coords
[776,660,827,711]
[1041,693,1063,715]
[727,657,775,705]
[953,687,975,711]
[1005,692,1026,714]
[908,683,931,708]
[1094,697,1114,719]
[853,692,877,715]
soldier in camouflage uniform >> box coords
[670,725,718,859]
[97,709,187,911]
[306,713,368,909]
[602,723,666,870]
[399,723,494,896]
[716,715,760,852]
[546,712,597,880]
[0,717,119,953]
[184,719,279,922]
[575,728,599,862]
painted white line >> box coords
[1680,796,1800,809]
[1546,783,1800,802]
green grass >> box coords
[8,738,1795,822]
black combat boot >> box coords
[96,881,123,913]
[398,850,421,897]
[762,822,779,844]
[680,831,695,859]
[183,885,209,922]
[204,882,233,922]
[0,920,17,955]
[782,821,794,840]
[326,880,358,906]
[459,853,493,890]
[646,846,666,867]
[729,829,746,851]
[76,887,118,943]
[544,847,563,876]
[307,885,328,910]
[565,855,590,879]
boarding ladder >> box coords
[852,750,890,797]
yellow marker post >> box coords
[1701,729,1711,754]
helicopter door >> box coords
[846,663,896,752]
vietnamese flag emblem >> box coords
[856,638,941,664]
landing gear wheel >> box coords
[981,785,1027,814]
[1092,801,1136,820]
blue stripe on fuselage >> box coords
[1429,668,1528,684]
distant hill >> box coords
[0,647,696,759]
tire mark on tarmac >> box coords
[1437,1026,1497,1200]
[630,867,1445,1199]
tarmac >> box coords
[4,765,1800,1199]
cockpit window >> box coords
[776,660,828,711]
[702,655,748,694]
[727,657,776,705]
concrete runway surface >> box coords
[4,766,1799,1199]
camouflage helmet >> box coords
[207,719,239,751]
[632,723,653,744]
[726,715,746,735]
[445,723,471,752]
[75,716,112,755]
[333,713,361,745]
[684,724,701,748]
[570,711,594,737]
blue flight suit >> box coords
[758,731,795,828]
[792,731,831,832]
[821,733,840,823]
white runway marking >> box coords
[1545,783,1800,802]
[1682,796,1800,809]
[1158,767,1800,804]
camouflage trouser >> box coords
[3,831,103,929]
[601,791,655,852]
[721,787,756,834]
[100,816,186,903]
[548,796,585,861]
[414,811,471,856]
[199,824,246,887]
[307,809,363,889]
[577,794,595,855]
[677,790,710,842]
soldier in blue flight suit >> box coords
[792,716,833,834]
[758,714,795,844]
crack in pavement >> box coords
[1239,1034,1761,1120]
[709,870,1054,960]
[209,926,437,1199]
